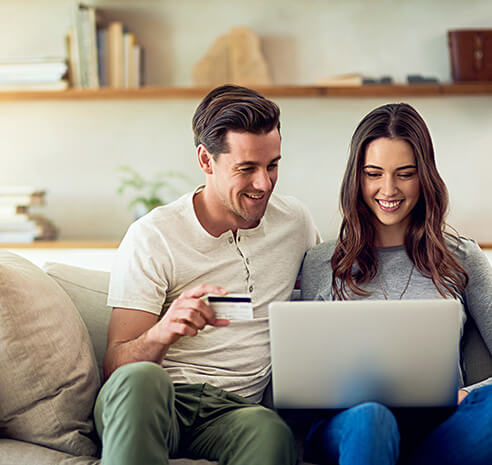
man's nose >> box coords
[251,169,272,191]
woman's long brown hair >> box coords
[332,103,468,299]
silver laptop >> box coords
[268,300,462,409]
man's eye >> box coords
[267,164,278,170]
[238,168,254,173]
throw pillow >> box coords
[0,250,100,456]
[43,262,112,379]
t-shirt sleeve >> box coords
[300,242,336,301]
[298,199,322,249]
[107,220,172,315]
[461,239,492,355]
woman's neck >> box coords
[374,222,407,248]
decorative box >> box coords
[448,29,492,81]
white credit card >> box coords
[201,294,253,320]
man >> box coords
[94,85,320,465]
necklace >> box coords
[378,264,415,300]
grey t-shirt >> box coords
[300,237,492,391]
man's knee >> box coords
[101,362,174,411]
[236,406,295,446]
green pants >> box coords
[94,362,297,465]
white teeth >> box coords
[378,199,402,208]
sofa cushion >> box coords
[0,251,100,456]
[44,262,112,379]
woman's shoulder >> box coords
[447,235,491,274]
[447,235,484,260]
[305,239,338,265]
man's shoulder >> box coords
[266,193,309,217]
[133,192,193,231]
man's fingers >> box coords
[212,318,230,327]
[181,284,228,299]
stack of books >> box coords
[0,57,68,91]
[67,3,143,89]
[0,187,57,243]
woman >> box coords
[300,103,492,465]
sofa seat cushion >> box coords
[0,251,100,456]
[0,438,100,465]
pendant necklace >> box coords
[378,264,415,300]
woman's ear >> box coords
[197,144,214,175]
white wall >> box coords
[0,0,491,242]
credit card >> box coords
[201,293,253,320]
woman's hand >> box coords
[458,389,469,403]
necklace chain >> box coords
[378,264,415,300]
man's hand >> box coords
[458,389,469,404]
[147,284,230,346]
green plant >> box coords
[117,165,192,213]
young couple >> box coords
[95,84,492,465]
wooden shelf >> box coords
[0,240,119,249]
[0,240,490,249]
[1,83,492,101]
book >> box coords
[0,205,28,217]
[316,73,365,87]
[86,5,100,88]
[0,186,45,195]
[0,192,45,207]
[107,21,124,88]
[97,28,108,87]
[133,44,142,87]
[0,231,36,243]
[66,28,80,88]
[0,81,68,91]
[0,60,67,83]
[72,3,99,89]
[123,32,136,88]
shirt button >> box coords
[246,258,250,264]
[237,236,241,242]
[249,285,254,292]
[228,237,233,244]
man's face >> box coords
[207,129,281,231]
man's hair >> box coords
[192,84,280,156]
[331,102,468,299]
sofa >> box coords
[0,250,491,465]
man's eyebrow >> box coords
[234,155,282,168]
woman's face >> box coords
[361,137,421,247]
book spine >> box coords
[87,6,100,89]
[108,22,124,88]
[97,28,107,87]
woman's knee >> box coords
[347,402,399,437]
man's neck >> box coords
[192,188,245,237]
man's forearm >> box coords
[103,330,170,380]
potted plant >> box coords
[117,165,193,218]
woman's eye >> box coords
[398,173,415,179]
[365,172,380,178]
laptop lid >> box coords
[268,299,461,409]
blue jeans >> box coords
[303,385,492,465]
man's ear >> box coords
[197,144,214,175]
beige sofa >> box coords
[0,250,491,465]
